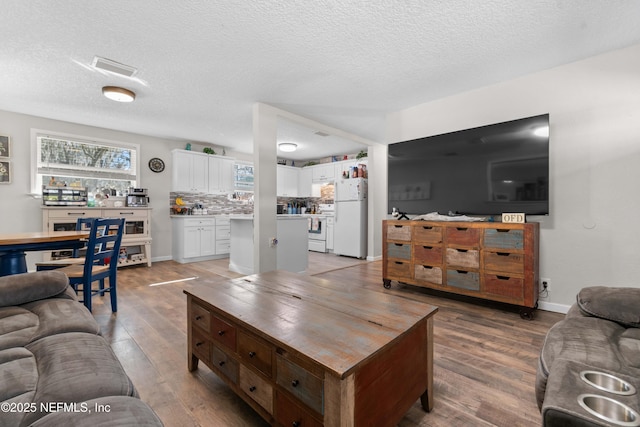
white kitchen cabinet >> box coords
[173,217,230,263]
[208,156,235,193]
[215,217,231,254]
[298,167,313,197]
[172,150,209,192]
[311,163,335,182]
[277,165,299,197]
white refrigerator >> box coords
[334,178,367,258]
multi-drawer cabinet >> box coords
[185,270,438,426]
[383,220,539,319]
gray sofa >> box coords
[0,271,163,426]
[536,286,640,426]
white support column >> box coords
[252,103,278,273]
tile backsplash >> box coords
[170,192,253,215]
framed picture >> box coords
[0,135,9,158]
[0,160,10,184]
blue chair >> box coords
[36,217,98,270]
[58,218,125,312]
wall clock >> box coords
[148,157,165,173]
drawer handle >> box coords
[195,341,203,347]
[456,270,468,274]
[456,227,468,231]
[219,361,226,366]
[218,330,225,336]
[248,351,256,358]
[457,249,468,253]
[496,275,511,280]
[291,379,299,387]
[195,315,202,320]
[292,422,301,427]
[394,243,404,247]
[423,246,432,249]
[394,261,404,265]
[422,265,433,269]
[496,252,510,256]
[422,226,433,230]
[249,386,256,392]
[393,225,403,228]
[496,229,510,233]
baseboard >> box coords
[151,255,172,263]
[367,255,382,261]
[538,300,570,314]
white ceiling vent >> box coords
[92,56,138,78]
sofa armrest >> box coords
[577,286,640,327]
[0,271,71,307]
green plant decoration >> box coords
[203,147,216,155]
[356,150,368,159]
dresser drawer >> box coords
[414,265,443,285]
[446,248,479,269]
[238,331,273,378]
[191,302,211,333]
[414,244,442,265]
[276,355,323,415]
[191,328,211,364]
[446,226,481,247]
[386,223,411,241]
[447,269,480,291]
[239,365,273,414]
[387,242,411,260]
[211,343,238,384]
[216,225,230,240]
[215,240,230,254]
[484,274,524,299]
[484,251,524,275]
[276,390,323,427]
[211,314,237,350]
[413,224,443,244]
[385,260,411,280]
[484,228,524,250]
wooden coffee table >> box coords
[184,270,438,426]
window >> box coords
[234,161,254,192]
[32,129,139,196]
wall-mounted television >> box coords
[387,114,549,216]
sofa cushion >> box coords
[30,396,164,427]
[577,286,640,327]
[0,271,71,307]
[0,299,99,351]
[17,332,138,425]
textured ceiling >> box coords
[2,1,640,160]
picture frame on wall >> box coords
[0,160,10,184]
[0,135,9,158]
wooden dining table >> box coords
[0,231,90,276]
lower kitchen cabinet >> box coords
[172,216,230,263]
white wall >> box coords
[0,109,241,269]
[385,43,640,309]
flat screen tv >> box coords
[387,114,549,216]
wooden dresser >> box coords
[184,270,438,426]
[383,220,539,319]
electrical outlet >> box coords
[541,278,551,290]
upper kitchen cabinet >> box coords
[172,149,235,194]
[208,156,235,193]
[172,149,209,192]
[277,165,299,197]
[298,167,313,197]
[311,163,335,183]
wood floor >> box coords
[88,252,564,427]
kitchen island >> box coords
[229,216,308,275]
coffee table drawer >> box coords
[239,365,273,414]
[191,302,211,333]
[211,343,238,384]
[276,355,323,415]
[212,314,237,350]
[191,328,211,364]
[276,390,322,427]
[238,330,273,378]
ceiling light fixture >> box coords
[102,86,136,103]
[279,143,298,152]
[533,126,549,137]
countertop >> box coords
[230,215,308,221]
